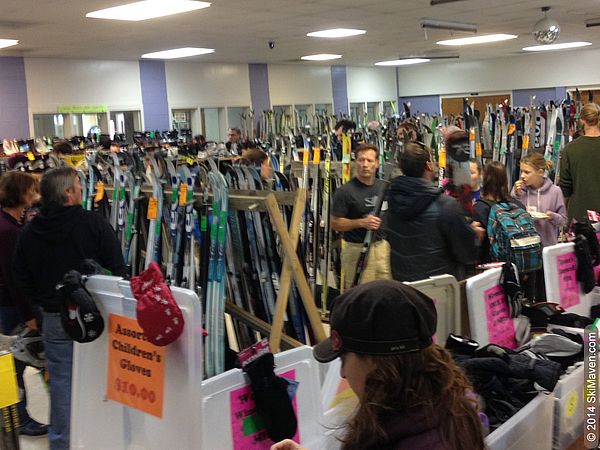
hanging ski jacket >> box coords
[13,205,125,314]
[511,177,567,247]
[559,136,600,221]
[385,176,478,282]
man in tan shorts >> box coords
[331,144,391,291]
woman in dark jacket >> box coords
[271,281,485,450]
[0,171,47,436]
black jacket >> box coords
[385,176,478,281]
[13,205,125,313]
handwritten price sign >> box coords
[106,314,166,417]
[484,284,517,349]
[557,252,580,309]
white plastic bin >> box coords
[404,274,461,344]
[552,364,584,450]
[486,393,554,450]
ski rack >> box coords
[290,160,345,179]
[103,186,297,210]
[102,184,327,353]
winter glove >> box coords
[574,234,596,293]
[243,352,297,442]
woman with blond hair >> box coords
[512,152,566,247]
[560,102,600,221]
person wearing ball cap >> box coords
[272,280,485,450]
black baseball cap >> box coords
[313,280,437,363]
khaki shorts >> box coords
[341,239,392,291]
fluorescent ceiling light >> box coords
[0,39,18,49]
[142,47,214,59]
[375,58,430,66]
[86,0,211,21]
[301,54,342,61]
[306,28,366,38]
[437,34,517,46]
[522,41,592,51]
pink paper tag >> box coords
[557,252,580,309]
[484,284,517,349]
[230,369,300,449]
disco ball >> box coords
[533,16,560,44]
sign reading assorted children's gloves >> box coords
[106,314,166,417]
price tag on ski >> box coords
[522,135,530,151]
[27,151,35,161]
[178,183,188,206]
[94,181,104,202]
[438,148,446,168]
[475,143,482,158]
[106,314,166,417]
[313,147,321,164]
[147,197,159,220]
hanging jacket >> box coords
[384,176,478,281]
[511,177,567,247]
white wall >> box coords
[346,66,397,103]
[25,58,142,113]
[397,48,600,97]
[165,62,251,108]
[268,65,333,106]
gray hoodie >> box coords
[511,177,567,247]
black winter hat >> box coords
[313,280,437,362]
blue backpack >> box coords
[487,201,542,273]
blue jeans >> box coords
[0,306,32,426]
[43,312,73,450]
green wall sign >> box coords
[58,105,108,114]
